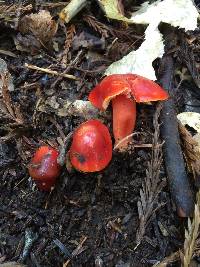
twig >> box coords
[113,132,141,150]
[159,54,194,217]
[63,236,87,267]
[24,63,78,80]
[51,50,83,88]
[59,0,87,23]
[113,133,163,150]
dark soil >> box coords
[0,1,200,267]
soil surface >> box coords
[0,1,200,267]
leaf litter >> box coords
[0,0,200,266]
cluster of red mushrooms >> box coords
[28,74,169,191]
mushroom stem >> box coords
[112,94,136,150]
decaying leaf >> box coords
[179,124,200,185]
[19,10,58,43]
[14,34,40,54]
[1,72,23,124]
[177,112,200,185]
[104,0,198,80]
[72,31,105,51]
[98,0,131,23]
[17,10,58,50]
[58,100,99,119]
[37,97,99,120]
[0,58,14,93]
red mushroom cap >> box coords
[28,146,61,191]
[69,120,112,172]
[88,74,132,110]
[125,74,169,102]
[88,74,168,110]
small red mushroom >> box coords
[69,119,112,172]
[28,146,61,191]
[89,74,169,150]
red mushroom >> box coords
[69,119,112,172]
[89,74,169,150]
[28,146,61,191]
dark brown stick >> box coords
[159,55,194,217]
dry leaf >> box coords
[178,120,200,185]
[14,34,41,54]
[193,133,200,153]
[18,10,58,48]
[98,0,131,23]
[0,58,14,93]
[1,72,23,124]
[177,112,200,185]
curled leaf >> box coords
[177,112,200,133]
[98,0,131,23]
